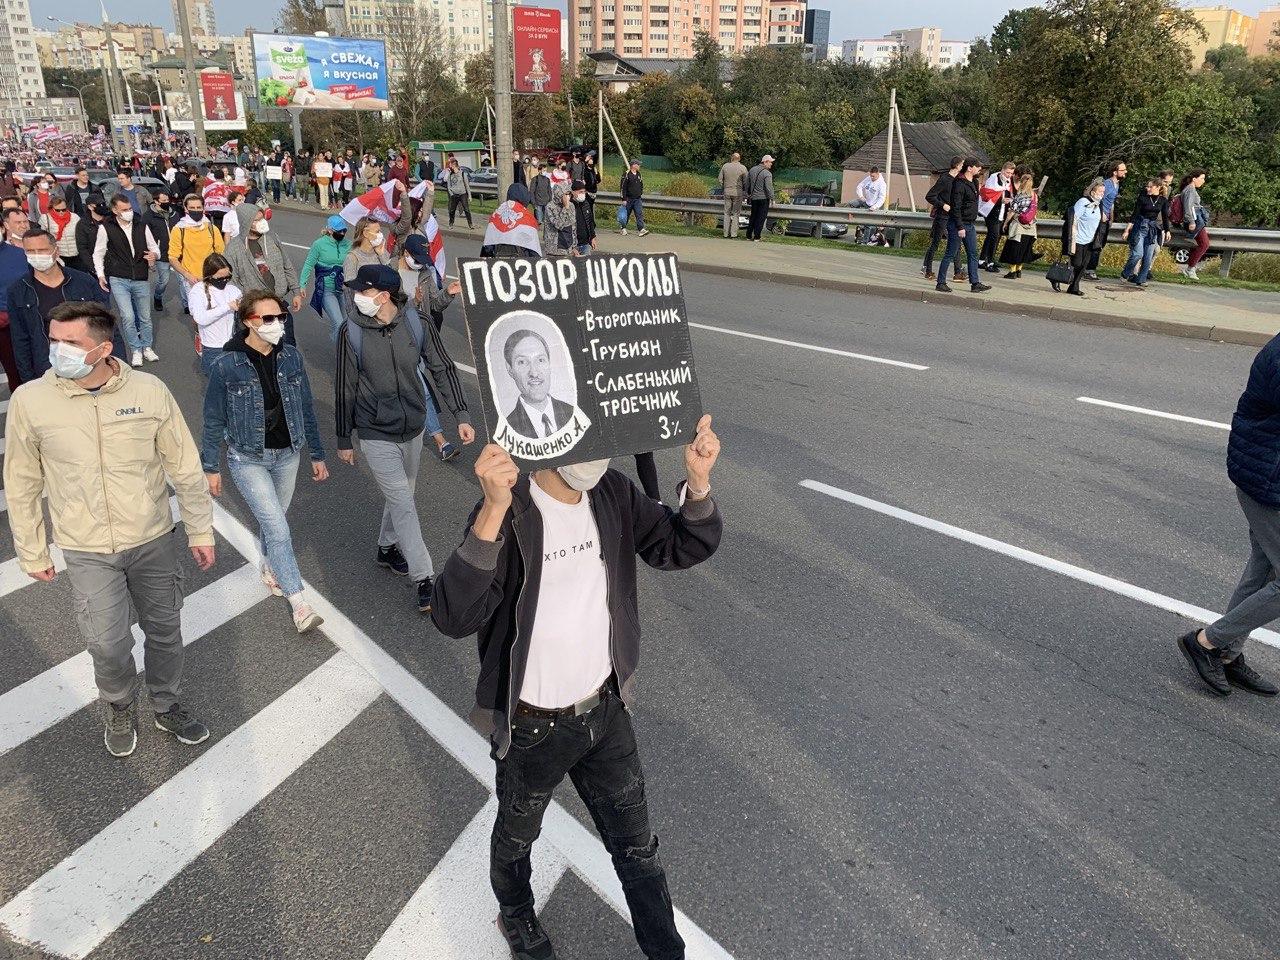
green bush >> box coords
[650,171,713,228]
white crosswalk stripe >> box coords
[0,545,64,597]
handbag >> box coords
[1046,258,1074,284]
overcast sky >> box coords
[36,0,1280,45]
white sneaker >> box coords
[261,564,283,597]
[293,604,324,634]
[142,347,159,362]
[618,228,627,235]
[130,350,143,367]
[1180,265,1199,280]
[638,228,650,237]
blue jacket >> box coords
[0,241,27,311]
[200,331,326,473]
[1228,333,1280,506]
[6,266,125,384]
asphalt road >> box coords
[2,206,1279,960]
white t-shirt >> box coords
[188,280,242,348]
[520,479,612,709]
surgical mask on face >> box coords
[37,182,48,191]
[26,253,55,271]
[404,256,421,271]
[353,292,382,316]
[118,210,134,222]
[369,233,384,248]
[253,219,270,234]
[573,192,586,203]
[557,459,610,491]
[254,320,285,345]
[48,341,99,379]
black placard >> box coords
[460,253,702,469]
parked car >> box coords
[1165,216,1221,265]
[785,193,849,239]
[435,165,474,188]
[710,185,761,233]
[470,166,498,186]
[99,176,167,202]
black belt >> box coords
[514,677,614,721]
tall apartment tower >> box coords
[0,0,47,102]
[171,0,217,37]
[569,0,807,70]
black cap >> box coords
[344,263,401,294]
[571,179,586,191]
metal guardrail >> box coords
[466,184,1280,277]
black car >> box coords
[784,192,849,239]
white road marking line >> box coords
[688,321,929,371]
[0,653,382,959]
[0,564,265,758]
[801,479,1280,651]
[1077,396,1230,431]
[0,399,8,414]
[0,546,64,598]
[366,798,568,960]
[282,241,311,250]
[209,500,736,960]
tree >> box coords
[989,8,1047,62]
[276,0,327,34]
[383,5,460,142]
[43,68,109,128]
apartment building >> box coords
[843,27,971,69]
[569,0,808,70]
[0,0,87,132]
[171,0,217,37]
[1248,7,1280,55]
[36,22,167,72]
[344,0,512,61]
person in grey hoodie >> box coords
[745,154,776,242]
[224,204,302,344]
[446,158,473,228]
[335,264,474,614]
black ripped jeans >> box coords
[491,690,684,960]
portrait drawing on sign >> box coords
[485,310,591,460]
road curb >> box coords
[272,200,1270,348]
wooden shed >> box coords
[840,121,992,208]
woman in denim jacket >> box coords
[201,289,330,634]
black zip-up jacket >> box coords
[925,172,956,212]
[142,205,178,263]
[621,171,644,200]
[572,197,596,245]
[583,165,600,194]
[948,176,980,226]
[431,471,722,759]
[1131,192,1172,232]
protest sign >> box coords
[460,253,701,469]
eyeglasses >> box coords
[250,313,287,323]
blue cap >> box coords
[327,214,348,232]
[404,234,430,262]
[344,263,401,293]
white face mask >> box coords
[404,256,421,271]
[253,219,270,234]
[26,253,55,272]
[370,233,384,248]
[353,292,382,316]
[254,320,285,345]
[118,209,134,222]
[557,459,610,491]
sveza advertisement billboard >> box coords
[251,33,390,111]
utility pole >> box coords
[492,0,513,200]
[174,0,207,154]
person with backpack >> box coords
[1120,177,1172,289]
[999,174,1039,279]
[334,265,475,614]
[169,193,226,316]
[201,290,328,636]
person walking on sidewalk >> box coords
[202,290,329,635]
[3,300,215,758]
[188,253,241,375]
[935,158,991,294]
[977,161,1015,272]
[93,193,161,368]
[446,158,474,228]
[999,174,1038,279]
[334,265,475,614]
[301,214,353,341]
[430,417,723,960]
[1120,178,1171,289]
[571,179,597,256]
[718,151,748,239]
[1178,169,1210,281]
[619,159,649,237]
[1086,160,1126,281]
[1055,178,1106,297]
[746,154,776,242]
[530,163,553,229]
[1177,333,1280,699]
[922,155,963,281]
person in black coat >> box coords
[922,155,963,281]
[141,189,180,312]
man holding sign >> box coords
[431,416,721,960]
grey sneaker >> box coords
[154,704,210,745]
[496,911,557,960]
[104,699,137,757]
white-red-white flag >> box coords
[340,180,402,227]
[482,199,541,256]
[420,213,446,285]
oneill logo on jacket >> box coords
[115,406,144,417]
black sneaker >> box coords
[105,698,137,757]
[417,576,434,614]
[377,544,409,575]
[153,298,164,312]
[154,704,210,745]
[1178,630,1230,696]
[1224,653,1279,696]
[970,282,991,293]
[495,911,557,960]
[934,283,953,293]
[985,263,1001,273]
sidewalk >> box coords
[275,198,1280,347]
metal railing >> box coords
[467,185,1280,277]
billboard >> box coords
[513,6,561,93]
[200,72,238,122]
[165,90,248,131]
[251,33,389,111]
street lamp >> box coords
[49,81,90,134]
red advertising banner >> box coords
[200,72,238,122]
[513,6,561,93]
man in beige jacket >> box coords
[4,301,216,757]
